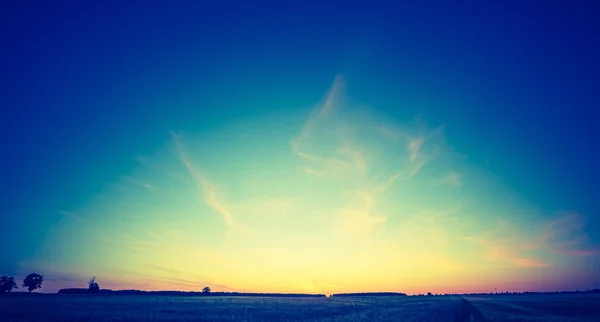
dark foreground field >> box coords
[0,295,476,322]
[465,293,600,321]
[1,293,598,321]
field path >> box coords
[458,298,487,322]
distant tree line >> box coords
[331,292,407,297]
[409,289,600,297]
[57,288,327,297]
[4,272,600,298]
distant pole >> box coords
[495,288,497,294]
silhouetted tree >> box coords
[88,276,99,293]
[427,292,432,296]
[202,286,211,293]
[0,276,18,293]
[22,273,43,293]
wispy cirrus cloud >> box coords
[171,131,235,228]
[375,125,447,194]
[58,211,75,218]
[510,258,551,268]
[234,195,298,218]
[122,176,154,190]
[336,191,387,237]
[409,137,423,162]
[459,211,597,268]
[458,234,551,268]
[432,172,462,186]
[146,264,185,275]
[290,75,366,179]
[541,212,598,256]
[289,75,466,245]
[24,74,599,294]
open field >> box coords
[1,293,599,321]
[0,294,476,322]
[465,293,600,321]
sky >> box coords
[1,1,599,295]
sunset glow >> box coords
[15,76,597,294]
[3,1,598,296]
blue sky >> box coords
[1,1,598,293]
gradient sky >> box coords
[1,1,599,294]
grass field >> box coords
[1,293,598,321]
[0,294,476,322]
[465,293,600,321]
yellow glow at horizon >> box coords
[27,77,596,294]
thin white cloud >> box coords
[122,176,154,190]
[58,211,75,218]
[458,211,598,268]
[432,172,462,186]
[290,76,463,243]
[541,212,598,256]
[290,75,359,177]
[336,191,387,237]
[378,125,448,193]
[409,137,423,162]
[171,131,234,227]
